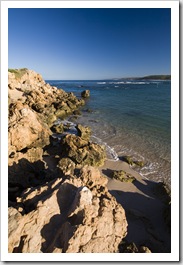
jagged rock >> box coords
[112,170,136,183]
[122,156,134,165]
[122,156,144,167]
[8,166,127,253]
[60,134,106,167]
[79,166,108,191]
[8,69,85,132]
[76,124,91,141]
[8,69,127,253]
[57,158,76,176]
[119,241,151,253]
[8,158,46,188]
[139,246,151,253]
[8,68,86,181]
[8,103,51,153]
[51,123,64,134]
[81,90,90,98]
[46,113,57,127]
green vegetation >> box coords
[8,68,28,79]
[140,75,171,80]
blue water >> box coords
[47,80,171,188]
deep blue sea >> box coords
[47,80,171,188]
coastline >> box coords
[52,79,171,189]
[8,69,171,253]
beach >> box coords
[100,159,171,252]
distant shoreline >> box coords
[45,75,171,82]
[117,75,171,81]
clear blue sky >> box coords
[8,8,171,80]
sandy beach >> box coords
[100,159,171,252]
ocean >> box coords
[47,80,171,188]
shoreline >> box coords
[8,69,171,253]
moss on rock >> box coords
[112,170,136,183]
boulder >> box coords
[122,156,134,165]
[122,156,144,167]
[8,104,51,153]
[9,167,128,253]
[76,124,91,141]
[112,170,136,183]
[60,134,106,167]
[51,123,64,134]
[81,90,90,98]
[57,157,76,176]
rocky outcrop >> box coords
[121,156,144,167]
[8,102,51,154]
[8,166,128,253]
[76,124,91,141]
[8,68,85,127]
[8,68,129,253]
[8,69,85,186]
[60,134,106,167]
[81,90,90,98]
[112,170,136,183]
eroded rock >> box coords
[9,166,128,253]
[112,170,136,183]
[60,134,106,167]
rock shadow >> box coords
[108,178,171,253]
[8,157,64,204]
[40,182,78,253]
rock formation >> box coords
[81,89,90,98]
[9,166,128,253]
[8,69,128,253]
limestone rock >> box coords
[8,103,51,153]
[112,170,136,183]
[60,134,106,167]
[51,123,64,134]
[76,124,91,141]
[8,167,128,253]
[57,157,76,176]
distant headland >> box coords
[117,75,171,81]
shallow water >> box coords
[47,79,171,188]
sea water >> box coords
[47,80,171,188]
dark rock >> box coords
[76,124,91,141]
[133,160,144,167]
[51,123,64,134]
[119,241,151,253]
[57,158,75,176]
[60,134,106,167]
[81,90,90,98]
[122,156,134,165]
[112,170,136,183]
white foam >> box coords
[91,135,119,161]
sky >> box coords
[8,8,171,80]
